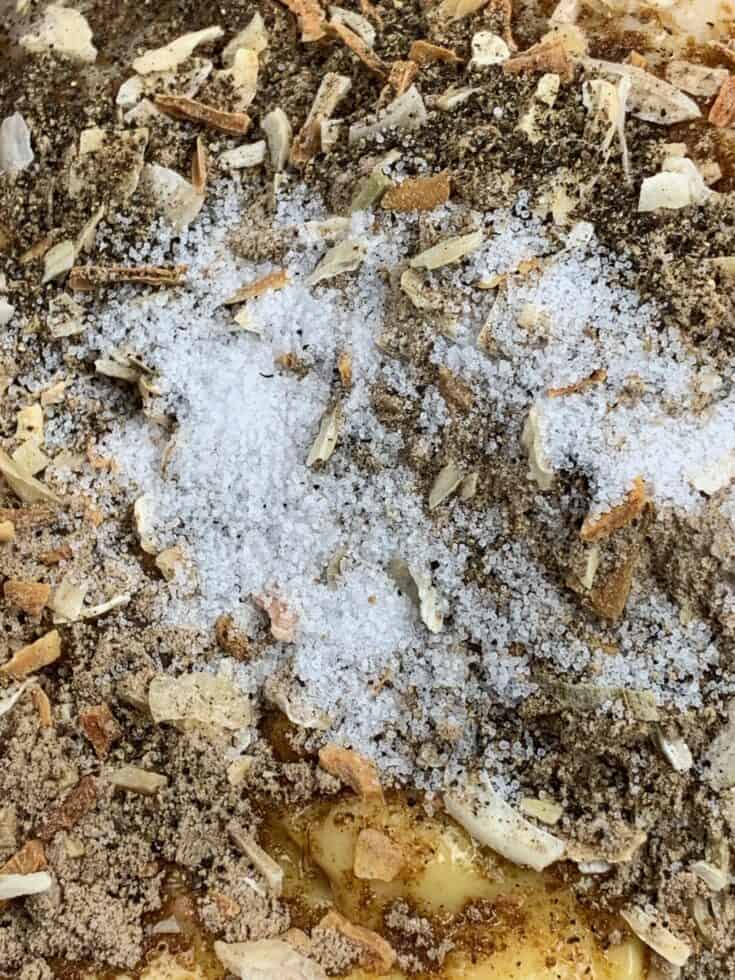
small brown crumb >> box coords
[437,366,474,413]
[3,579,51,617]
[318,910,396,974]
[69,264,187,291]
[337,351,353,388]
[275,0,326,41]
[327,22,389,78]
[37,776,97,842]
[588,555,636,622]
[39,543,73,565]
[215,613,250,660]
[580,477,648,542]
[408,40,461,65]
[318,744,385,802]
[213,892,241,919]
[224,269,289,305]
[381,172,451,212]
[254,592,299,642]
[31,687,52,728]
[387,60,419,97]
[0,840,47,877]
[626,50,648,69]
[709,75,735,127]
[1,630,62,680]
[79,703,121,758]
[0,521,15,543]
[154,95,252,135]
[192,135,208,194]
[275,351,310,377]
[353,828,404,881]
[503,39,573,81]
[547,368,607,398]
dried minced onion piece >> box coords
[521,404,554,490]
[264,672,331,729]
[330,5,375,45]
[436,85,479,111]
[214,939,328,980]
[687,448,735,495]
[223,13,268,65]
[445,777,565,872]
[142,163,205,231]
[619,906,692,968]
[654,729,693,773]
[50,574,89,624]
[220,140,267,170]
[308,240,367,286]
[0,448,60,506]
[0,299,15,326]
[0,871,53,900]
[42,241,75,285]
[410,230,483,270]
[550,0,579,22]
[21,4,97,63]
[428,460,462,510]
[666,60,728,98]
[292,73,352,165]
[262,108,293,172]
[581,59,701,125]
[470,32,510,68]
[400,268,443,311]
[149,672,254,732]
[110,766,168,796]
[306,404,342,466]
[691,860,729,892]
[388,559,444,633]
[536,72,560,106]
[133,495,159,554]
[519,797,563,825]
[0,113,34,172]
[229,823,284,895]
[349,86,427,144]
[132,26,223,74]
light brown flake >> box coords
[437,366,474,413]
[276,0,326,42]
[224,269,289,305]
[353,828,404,881]
[3,580,50,617]
[154,95,251,135]
[1,630,61,680]
[709,75,735,128]
[37,776,97,842]
[39,543,73,565]
[337,351,353,388]
[31,687,52,728]
[318,910,396,974]
[580,477,648,542]
[408,40,461,66]
[547,368,607,397]
[215,613,250,661]
[318,744,384,802]
[327,22,388,78]
[504,39,573,82]
[0,520,15,543]
[388,59,419,97]
[588,555,636,623]
[191,135,208,194]
[254,592,299,642]
[79,703,121,758]
[0,840,47,878]
[381,172,451,212]
[110,766,168,796]
[69,264,188,291]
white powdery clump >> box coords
[98,183,725,782]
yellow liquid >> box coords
[85,795,646,980]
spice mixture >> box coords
[2,0,735,976]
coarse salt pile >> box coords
[92,177,727,784]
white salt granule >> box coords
[93,180,730,786]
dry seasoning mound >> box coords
[1,0,735,977]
